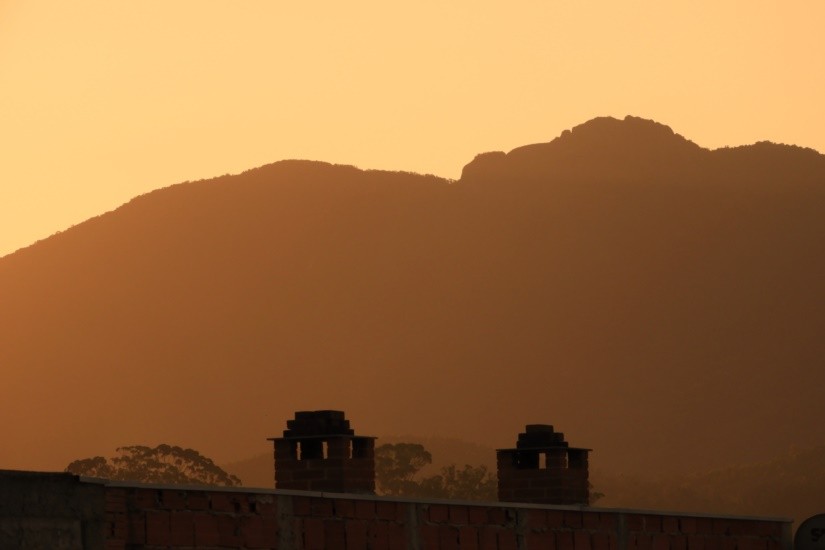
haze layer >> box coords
[2,116,823,475]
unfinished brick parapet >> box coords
[269,410,376,494]
[497,424,591,506]
[0,470,793,550]
[0,469,107,549]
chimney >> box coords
[269,410,375,494]
[497,424,590,505]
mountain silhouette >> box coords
[2,116,824,479]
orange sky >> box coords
[1,1,823,258]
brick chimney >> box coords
[497,424,590,505]
[269,410,375,494]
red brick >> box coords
[644,516,663,533]
[335,499,356,518]
[369,522,391,550]
[526,508,547,529]
[255,495,278,516]
[652,534,670,550]
[737,538,767,550]
[439,525,460,550]
[294,469,326,481]
[728,521,753,536]
[626,515,645,532]
[218,514,243,547]
[170,512,194,546]
[703,536,723,550]
[583,512,601,530]
[565,512,584,528]
[663,517,680,534]
[106,489,128,513]
[459,526,479,550]
[294,496,312,516]
[712,520,732,536]
[145,511,170,546]
[242,515,273,549]
[582,512,619,531]
[469,507,489,526]
[696,519,713,535]
[355,499,376,520]
[232,493,251,512]
[159,490,187,510]
[593,532,612,550]
[488,508,508,526]
[210,492,235,513]
[450,505,469,525]
[293,518,304,544]
[186,491,210,511]
[303,518,325,550]
[193,513,220,547]
[528,531,554,549]
[479,527,500,550]
[755,522,782,538]
[498,530,518,550]
[671,535,688,550]
[261,515,278,546]
[346,520,369,549]
[126,513,146,544]
[547,510,566,527]
[600,514,619,530]
[311,497,334,517]
[421,523,440,550]
[130,489,158,510]
[558,531,576,550]
[106,512,127,541]
[426,504,448,523]
[326,520,347,548]
[687,534,705,550]
[389,523,407,550]
[576,531,593,550]
[680,518,698,534]
[377,500,398,521]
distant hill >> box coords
[594,444,825,526]
[2,116,824,481]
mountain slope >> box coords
[594,444,825,525]
[2,116,824,478]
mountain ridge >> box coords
[2,116,823,479]
[460,115,824,188]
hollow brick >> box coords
[145,511,170,546]
[169,512,194,546]
[192,513,220,547]
[576,530,593,550]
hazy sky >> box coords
[1,1,823,258]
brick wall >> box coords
[0,470,106,549]
[0,470,793,550]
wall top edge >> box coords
[0,469,792,524]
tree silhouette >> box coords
[375,442,497,501]
[375,442,432,495]
[66,444,241,487]
[419,463,497,501]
